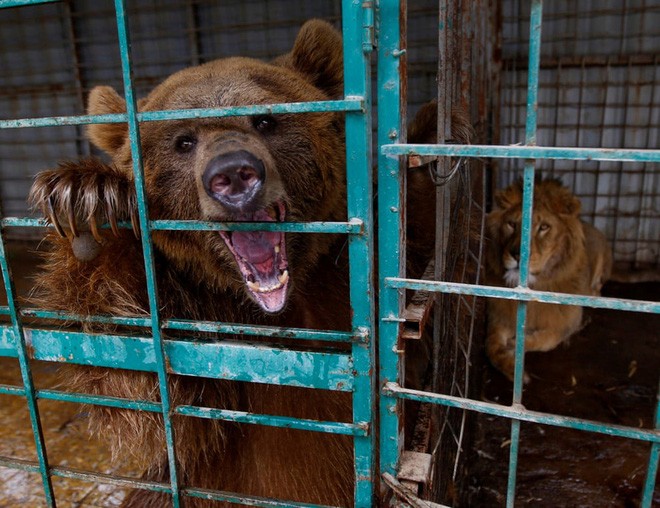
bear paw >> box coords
[30,159,140,250]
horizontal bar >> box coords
[0,383,23,396]
[149,219,363,234]
[176,406,367,436]
[37,388,162,412]
[164,319,365,344]
[383,383,660,443]
[0,327,354,391]
[382,143,660,163]
[0,456,338,508]
[0,455,167,492]
[0,0,59,7]
[3,384,361,437]
[0,100,364,130]
[385,278,660,314]
[1,384,361,435]
[1,217,363,234]
[183,487,337,508]
[13,309,363,343]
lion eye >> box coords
[252,115,278,134]
[539,223,550,232]
[174,134,197,154]
[506,220,516,230]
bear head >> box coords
[85,20,346,314]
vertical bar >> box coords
[506,1,543,507]
[185,0,202,66]
[112,2,181,506]
[0,237,55,505]
[343,1,375,506]
[640,379,660,507]
[592,58,611,228]
[377,0,405,486]
[62,0,91,157]
[611,58,633,267]
[635,55,657,268]
[432,0,452,396]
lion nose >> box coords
[202,150,265,211]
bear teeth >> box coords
[246,271,288,294]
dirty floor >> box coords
[467,281,660,507]
[1,241,658,507]
[0,241,138,507]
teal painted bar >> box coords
[385,278,660,314]
[1,217,362,234]
[176,405,367,436]
[342,0,376,505]
[0,221,55,504]
[381,143,660,162]
[11,309,363,343]
[641,380,660,507]
[149,219,362,234]
[512,1,543,504]
[1,383,363,436]
[163,318,364,344]
[0,0,58,7]
[0,455,169,492]
[0,100,362,130]
[0,454,339,508]
[0,326,354,391]
[376,0,405,485]
[509,164,538,505]
[0,383,23,396]
[38,389,162,412]
[167,339,353,391]
[113,2,178,503]
[182,488,337,508]
[383,383,660,443]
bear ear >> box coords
[280,19,344,99]
[87,86,128,154]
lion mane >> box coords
[485,177,612,382]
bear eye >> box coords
[174,134,197,154]
[252,115,278,134]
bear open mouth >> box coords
[219,202,289,313]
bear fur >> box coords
[30,20,357,507]
[29,19,471,507]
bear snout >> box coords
[202,150,265,212]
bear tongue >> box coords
[231,231,281,269]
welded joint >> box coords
[348,217,365,234]
[381,316,406,323]
[344,96,366,113]
[354,326,371,344]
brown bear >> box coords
[28,18,471,506]
[30,19,357,508]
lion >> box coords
[485,177,612,382]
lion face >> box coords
[487,178,585,289]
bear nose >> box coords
[202,150,265,211]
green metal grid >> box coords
[377,0,660,506]
[0,1,375,506]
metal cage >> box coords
[0,1,659,507]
